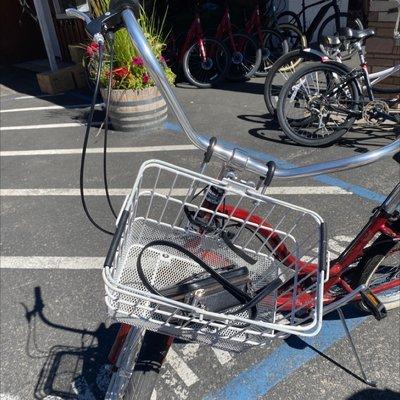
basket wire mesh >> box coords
[103,160,327,350]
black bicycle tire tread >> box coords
[354,236,400,312]
[276,62,359,146]
[263,49,318,115]
[124,331,171,400]
[183,38,229,88]
[223,33,262,81]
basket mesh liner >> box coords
[104,160,327,350]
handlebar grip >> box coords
[109,0,140,15]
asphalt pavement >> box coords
[0,66,399,400]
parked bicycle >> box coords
[277,23,400,145]
[277,0,363,59]
[163,3,230,88]
[67,2,399,399]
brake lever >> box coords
[65,8,92,24]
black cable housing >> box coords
[80,42,114,236]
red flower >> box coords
[159,55,166,64]
[86,42,99,57]
[132,56,144,67]
[111,67,130,79]
[142,73,150,84]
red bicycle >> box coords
[164,5,230,88]
[243,1,289,77]
[214,2,262,81]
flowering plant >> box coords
[86,1,175,90]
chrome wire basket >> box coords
[103,160,328,351]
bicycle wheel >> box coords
[263,49,321,115]
[354,235,400,313]
[276,10,302,30]
[124,331,173,400]
[254,28,289,77]
[277,23,308,54]
[277,62,360,146]
[318,12,364,60]
[223,33,262,81]
[183,37,229,88]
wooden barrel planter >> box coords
[101,86,167,133]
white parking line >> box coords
[166,348,199,387]
[0,257,104,269]
[0,104,101,113]
[0,122,84,131]
[0,144,196,157]
[211,348,234,366]
[0,187,352,196]
[14,93,66,100]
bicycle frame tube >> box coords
[304,0,335,40]
[370,64,400,87]
[120,9,400,179]
[179,14,203,63]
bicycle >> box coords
[163,4,230,88]
[214,2,262,81]
[242,1,288,77]
[277,27,400,146]
[277,0,363,59]
[67,3,399,399]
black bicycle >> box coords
[277,27,400,147]
[277,0,363,59]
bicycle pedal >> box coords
[360,289,387,321]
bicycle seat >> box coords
[323,35,341,47]
[338,27,375,41]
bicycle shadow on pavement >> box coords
[346,388,400,400]
[21,286,119,400]
[283,305,375,387]
[238,113,398,153]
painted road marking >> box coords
[166,348,199,387]
[0,186,351,197]
[0,257,104,269]
[205,314,366,400]
[0,104,102,113]
[0,237,352,271]
[211,348,234,366]
[14,93,65,100]
[0,144,196,157]
[0,122,84,131]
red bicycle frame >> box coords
[179,13,207,64]
[218,183,400,312]
[215,3,238,51]
[245,2,264,45]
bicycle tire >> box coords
[123,331,173,400]
[318,12,364,61]
[263,49,322,116]
[277,62,360,147]
[276,10,302,30]
[183,37,229,88]
[223,33,262,81]
[354,235,400,313]
[372,85,400,95]
[254,28,289,77]
[277,23,308,56]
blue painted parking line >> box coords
[162,121,386,204]
[205,314,366,400]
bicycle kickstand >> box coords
[337,308,377,387]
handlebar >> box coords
[120,9,399,179]
[67,6,400,179]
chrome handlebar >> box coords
[121,9,399,179]
[66,6,400,179]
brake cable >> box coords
[103,32,118,219]
[80,39,114,236]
